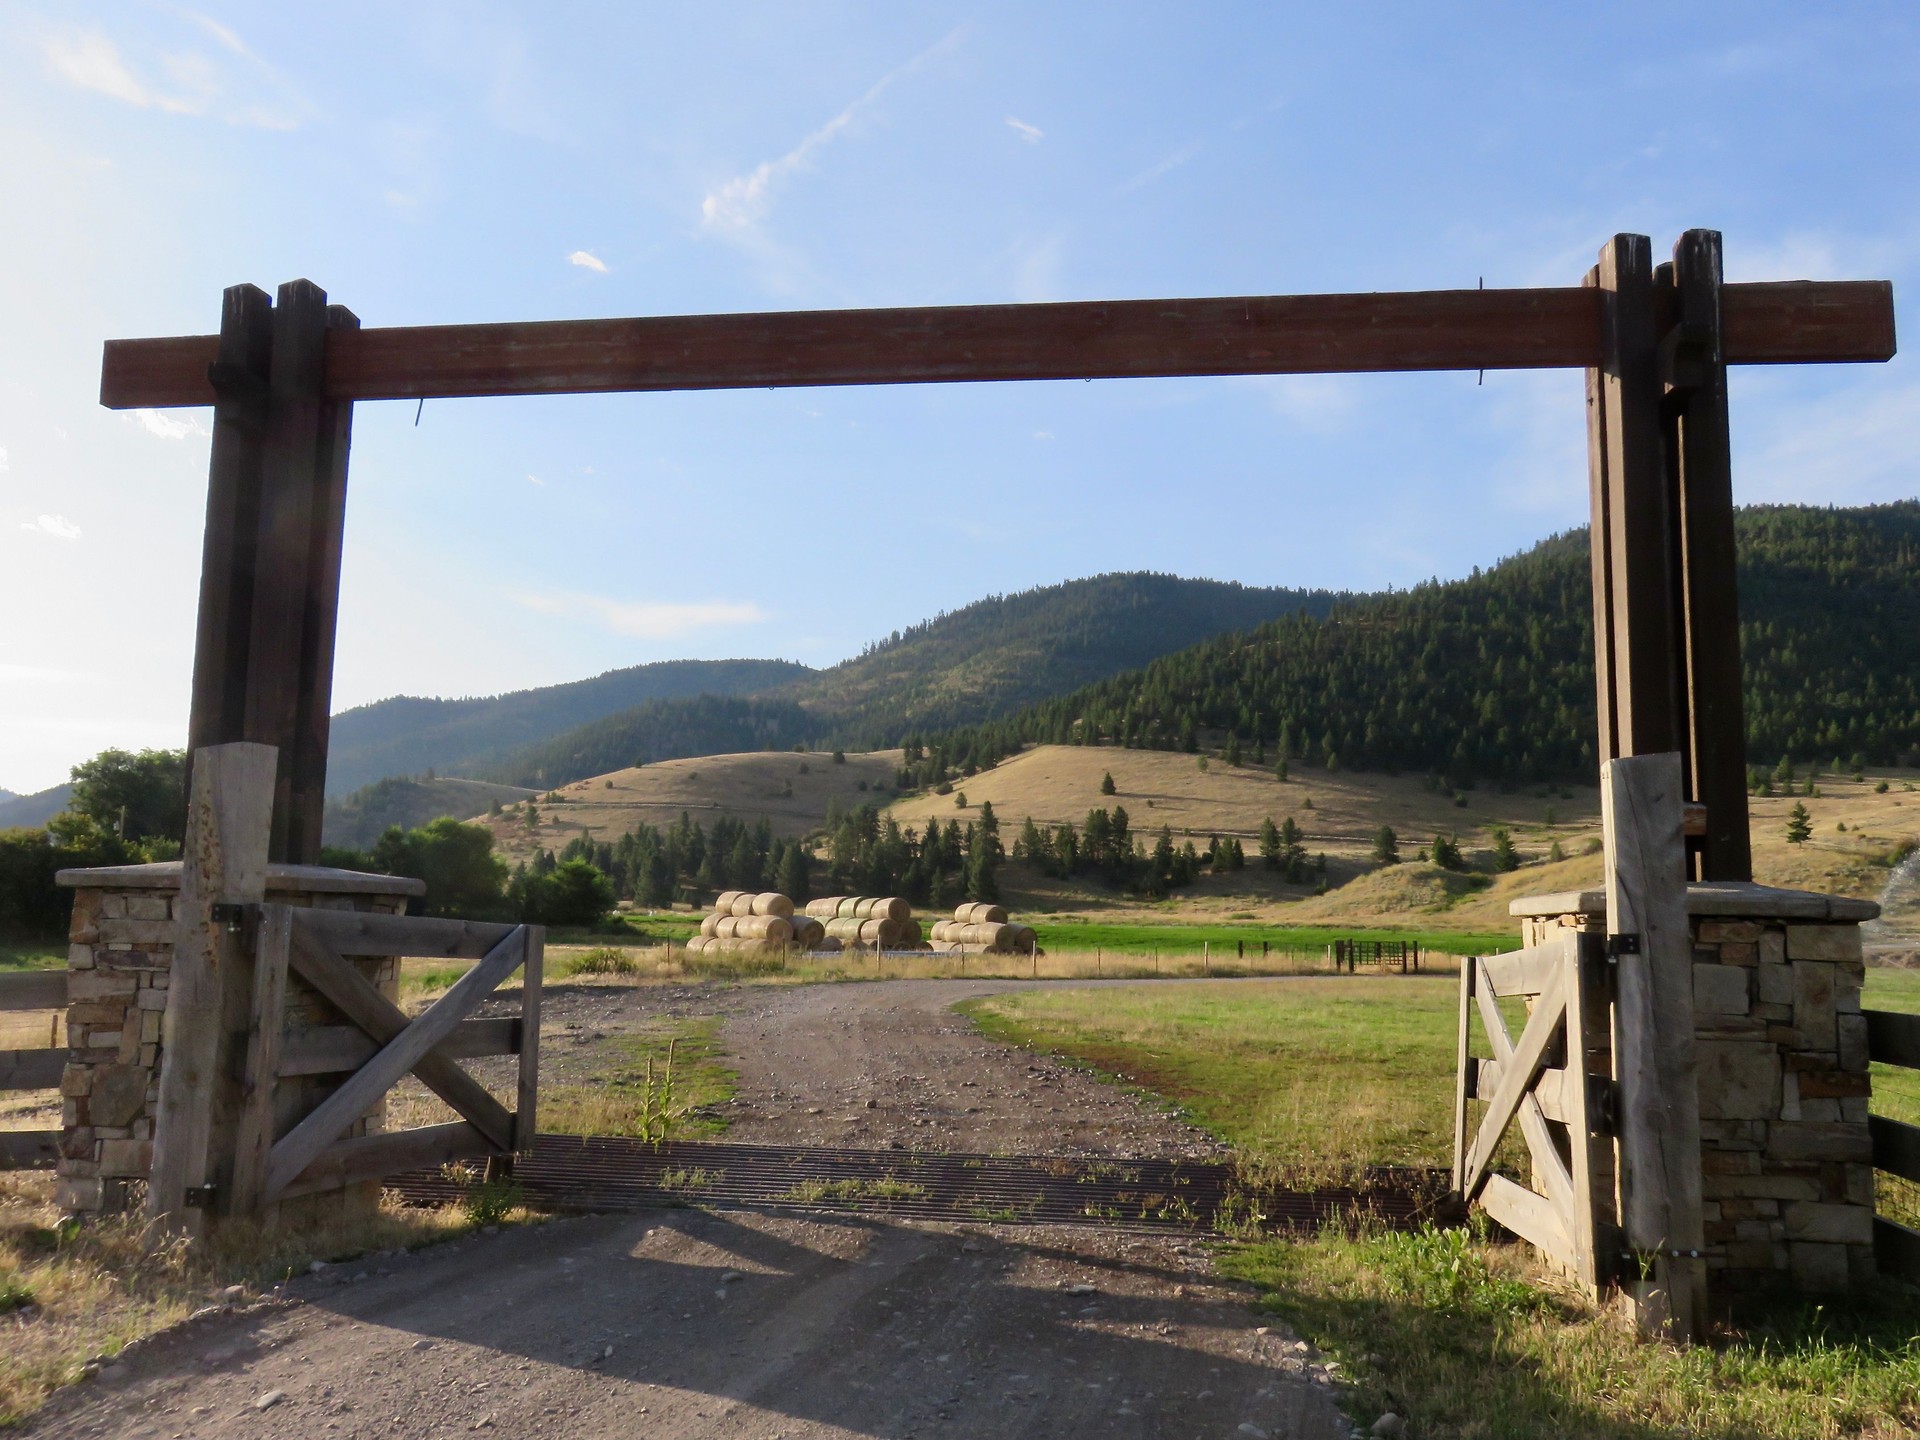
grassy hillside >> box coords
[931,501,1920,783]
[325,657,813,795]
[479,748,902,869]
[469,572,1337,790]
[884,743,1920,935]
[321,775,537,850]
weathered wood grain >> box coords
[99,278,1895,410]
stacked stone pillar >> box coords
[54,861,421,1218]
[1513,881,1878,1293]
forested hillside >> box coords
[472,573,1336,788]
[326,657,813,795]
[914,502,1920,786]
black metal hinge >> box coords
[209,903,248,935]
[182,1185,217,1209]
[1606,932,1641,960]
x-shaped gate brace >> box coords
[223,907,544,1212]
[1453,929,1620,1292]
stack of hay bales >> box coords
[686,890,837,957]
[804,895,923,951]
[930,902,1039,955]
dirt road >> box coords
[30,978,1354,1440]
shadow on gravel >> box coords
[291,1206,1349,1438]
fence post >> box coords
[149,742,276,1232]
[1603,752,1707,1340]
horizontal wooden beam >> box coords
[100,279,1895,410]
[0,972,67,1012]
[0,1048,65,1091]
[0,1129,59,1169]
[273,1120,496,1202]
[295,910,518,960]
[1870,1114,1920,1186]
[278,1017,521,1077]
[1877,1215,1920,1286]
[1865,1009,1920,1070]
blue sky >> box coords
[2,3,1916,793]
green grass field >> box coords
[963,968,1920,1440]
[1030,918,1512,959]
[0,942,64,973]
[963,977,1460,1180]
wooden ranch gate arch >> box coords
[99,231,1895,1299]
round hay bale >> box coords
[850,898,876,920]
[929,920,955,943]
[752,892,794,918]
[729,893,757,918]
[871,896,910,923]
[805,897,843,919]
[836,898,864,919]
[734,915,793,943]
[954,902,1006,925]
[971,922,1015,951]
[715,915,739,939]
[1008,924,1037,950]
[714,890,744,915]
[699,913,720,939]
[789,916,825,947]
[858,919,887,946]
[825,918,865,941]
[813,936,843,954]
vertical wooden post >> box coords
[1588,235,1685,767]
[516,927,544,1154]
[227,903,293,1217]
[1562,929,1612,1295]
[186,286,274,766]
[1666,231,1752,881]
[1602,752,1707,1340]
[1452,955,1476,1194]
[148,742,276,1231]
[287,304,360,862]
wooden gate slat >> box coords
[274,1121,495,1203]
[227,904,293,1214]
[1479,943,1559,997]
[286,922,516,1150]
[267,927,526,1199]
[515,929,543,1153]
[296,909,518,959]
[1471,968,1575,1216]
[1478,1172,1575,1268]
[1461,963,1569,1203]
[278,1017,521,1076]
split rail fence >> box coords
[1866,1008,1920,1283]
[0,969,65,1169]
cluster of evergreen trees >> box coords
[552,812,811,908]
[916,503,1920,786]
[818,800,1000,906]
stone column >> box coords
[1510,881,1878,1295]
[55,861,422,1221]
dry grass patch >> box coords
[0,1171,484,1427]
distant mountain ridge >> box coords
[0,783,74,831]
[922,501,1920,783]
[325,657,814,796]
[471,573,1340,788]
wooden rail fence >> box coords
[1865,1007,1920,1283]
[0,969,65,1169]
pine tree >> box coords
[1275,759,1290,782]
[1101,771,1117,796]
[1225,734,1242,767]
[1370,825,1400,866]
[778,842,809,902]
[1259,817,1281,869]
[1491,828,1519,872]
[1785,802,1812,844]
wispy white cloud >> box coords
[526,473,545,487]
[1116,142,1200,195]
[514,592,768,640]
[128,409,211,441]
[40,13,309,130]
[700,26,965,236]
[567,249,608,273]
[1738,379,1920,505]
[1006,116,1043,144]
[22,514,82,542]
